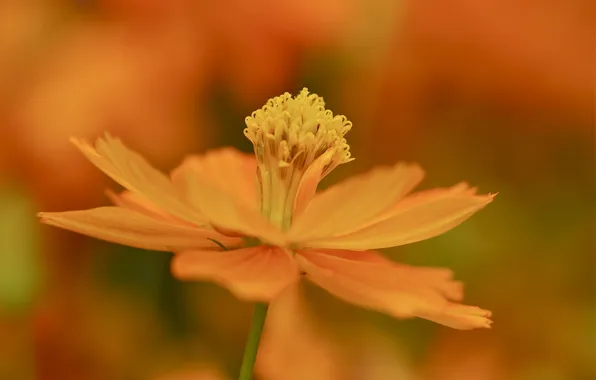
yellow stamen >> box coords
[244,88,353,229]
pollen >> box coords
[244,88,353,173]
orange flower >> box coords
[39,89,495,329]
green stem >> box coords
[238,303,269,380]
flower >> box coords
[39,88,495,329]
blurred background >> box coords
[0,0,594,379]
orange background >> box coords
[0,1,594,379]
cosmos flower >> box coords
[39,89,495,329]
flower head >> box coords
[39,88,495,329]
[244,88,352,170]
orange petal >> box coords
[171,246,299,302]
[256,283,345,380]
[289,163,424,243]
[38,207,241,251]
[184,169,286,246]
[72,134,207,225]
[419,304,493,330]
[303,183,496,250]
[105,189,182,223]
[297,249,491,329]
[171,148,259,211]
[292,149,335,218]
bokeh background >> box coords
[0,1,594,379]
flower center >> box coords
[244,88,353,230]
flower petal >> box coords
[419,304,494,330]
[72,134,207,225]
[184,170,286,246]
[302,183,496,250]
[289,163,424,243]
[292,149,335,218]
[171,246,299,302]
[38,207,241,251]
[105,189,182,222]
[297,249,491,329]
[256,283,345,380]
[171,148,259,211]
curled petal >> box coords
[297,249,491,329]
[38,207,241,251]
[171,148,259,211]
[171,246,299,302]
[292,149,335,218]
[289,163,424,242]
[72,134,207,225]
[301,183,495,250]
